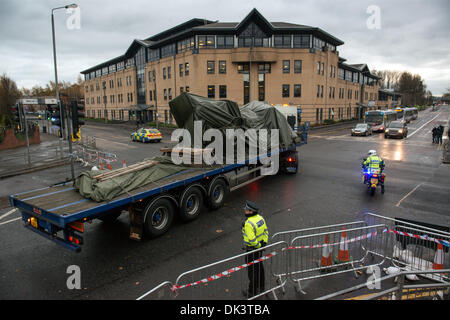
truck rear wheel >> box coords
[208,178,228,210]
[179,186,204,222]
[144,198,175,238]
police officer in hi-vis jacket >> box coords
[242,200,269,297]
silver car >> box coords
[351,123,372,136]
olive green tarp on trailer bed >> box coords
[74,156,187,202]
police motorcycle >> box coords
[361,155,385,196]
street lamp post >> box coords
[51,3,77,180]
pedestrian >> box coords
[438,125,444,145]
[432,127,437,143]
[242,200,269,298]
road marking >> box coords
[0,217,21,226]
[395,182,424,207]
[94,137,138,148]
[407,112,441,138]
[0,208,17,221]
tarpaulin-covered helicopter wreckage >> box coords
[74,92,303,202]
[168,92,302,162]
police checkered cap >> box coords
[244,200,259,213]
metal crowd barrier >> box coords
[136,281,177,300]
[316,269,450,300]
[271,221,367,290]
[73,145,117,168]
[287,223,391,294]
[363,213,450,282]
[137,241,288,301]
[137,214,449,300]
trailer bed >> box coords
[11,165,221,227]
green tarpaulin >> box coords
[74,156,187,202]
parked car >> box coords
[351,123,372,136]
[131,128,162,143]
[384,121,408,139]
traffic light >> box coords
[71,100,85,141]
[50,104,62,138]
[11,104,22,130]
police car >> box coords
[131,128,162,143]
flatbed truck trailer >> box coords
[9,129,307,252]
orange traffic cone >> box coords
[122,160,127,168]
[99,162,103,171]
[106,163,112,170]
[335,228,350,263]
[320,235,333,268]
[433,243,444,270]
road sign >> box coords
[21,98,38,105]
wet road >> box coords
[0,106,448,300]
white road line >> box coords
[0,217,21,226]
[407,113,441,138]
[0,208,17,220]
[94,137,138,148]
[395,182,424,207]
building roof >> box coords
[81,8,345,74]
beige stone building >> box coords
[81,9,382,125]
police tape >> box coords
[385,228,450,248]
[170,251,277,292]
[285,230,379,250]
[285,228,450,250]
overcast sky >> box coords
[0,0,449,95]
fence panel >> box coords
[363,213,450,282]
[136,281,177,300]
[287,224,391,294]
[165,241,288,300]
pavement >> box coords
[0,106,449,301]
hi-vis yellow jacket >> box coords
[363,155,385,170]
[242,214,269,249]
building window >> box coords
[168,88,172,100]
[294,60,302,74]
[219,60,226,74]
[207,61,215,74]
[293,35,310,48]
[258,74,265,101]
[207,85,215,98]
[282,60,290,74]
[219,85,227,98]
[185,63,189,76]
[238,63,250,74]
[217,36,234,48]
[164,89,167,100]
[167,66,171,79]
[274,35,291,48]
[321,85,324,98]
[317,85,320,98]
[186,86,190,92]
[179,64,183,77]
[163,68,166,80]
[198,35,215,48]
[282,84,290,98]
[294,84,302,97]
[317,62,321,75]
[258,63,271,73]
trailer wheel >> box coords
[208,178,229,210]
[144,198,174,238]
[179,186,204,222]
